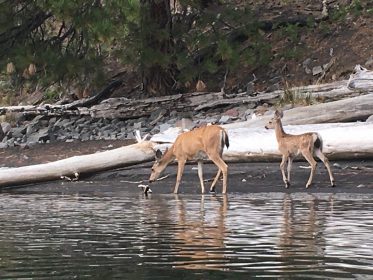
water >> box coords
[0,191,372,279]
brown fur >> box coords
[266,110,335,188]
[149,125,229,193]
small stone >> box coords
[219,115,230,124]
[312,66,323,76]
[365,57,373,67]
[356,184,366,188]
[0,143,8,149]
[224,108,239,118]
[333,163,342,169]
[134,122,142,129]
[1,122,11,134]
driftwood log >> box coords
[152,122,373,161]
[0,141,155,187]
[225,93,373,129]
[1,121,372,187]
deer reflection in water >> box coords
[279,194,334,269]
[171,194,228,270]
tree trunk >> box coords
[140,0,175,96]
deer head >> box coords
[265,110,283,129]
[149,149,168,183]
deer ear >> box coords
[155,149,163,159]
[274,109,283,118]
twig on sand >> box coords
[60,172,79,181]
[120,180,144,184]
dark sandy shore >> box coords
[0,141,372,195]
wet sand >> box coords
[0,141,372,194]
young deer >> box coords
[265,110,335,188]
[149,125,229,194]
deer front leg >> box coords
[280,155,290,188]
[302,152,317,188]
[197,161,205,193]
[287,157,293,186]
[174,160,186,194]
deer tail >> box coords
[313,133,323,152]
[222,129,230,149]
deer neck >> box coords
[160,146,176,166]
[274,119,287,141]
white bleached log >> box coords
[0,141,155,187]
[151,122,373,161]
[225,93,373,130]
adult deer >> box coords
[149,125,229,194]
[265,110,335,188]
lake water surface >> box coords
[0,191,372,279]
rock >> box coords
[10,127,26,138]
[175,118,195,130]
[244,109,254,120]
[312,66,323,76]
[134,122,142,129]
[302,58,312,68]
[80,133,90,141]
[254,104,269,116]
[366,115,373,122]
[365,57,373,67]
[26,122,39,135]
[0,143,8,149]
[1,122,11,134]
[224,108,239,118]
[159,123,172,132]
[219,115,231,124]
[28,127,52,143]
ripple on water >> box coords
[0,192,372,278]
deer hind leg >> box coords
[209,169,221,193]
[197,161,205,193]
[302,151,317,188]
[174,160,186,194]
[208,154,228,194]
[315,149,335,187]
[280,155,290,188]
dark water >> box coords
[0,191,372,279]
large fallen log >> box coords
[0,141,155,187]
[225,93,373,129]
[151,122,373,161]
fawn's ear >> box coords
[155,149,163,159]
[274,109,283,119]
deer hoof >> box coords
[209,187,216,194]
[306,184,311,188]
[285,181,290,188]
[331,182,336,187]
